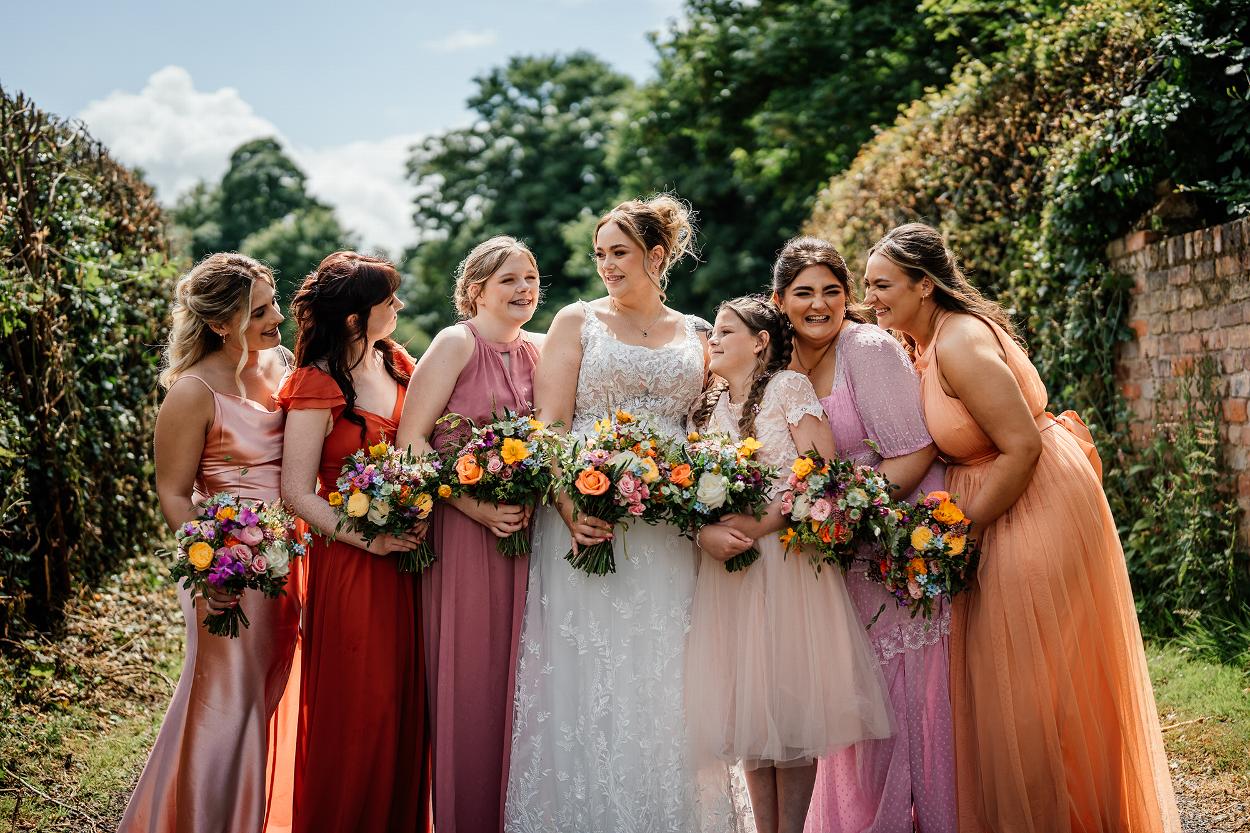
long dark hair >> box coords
[771,236,869,325]
[290,251,410,440]
[692,294,794,438]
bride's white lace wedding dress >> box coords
[504,303,747,833]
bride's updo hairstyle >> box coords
[771,236,869,325]
[453,235,539,318]
[594,194,697,297]
[869,222,1023,351]
[160,253,275,391]
[691,294,794,438]
[289,251,410,440]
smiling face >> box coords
[220,278,283,350]
[473,249,540,326]
[863,251,929,335]
[775,264,847,348]
[594,221,664,299]
[707,307,767,383]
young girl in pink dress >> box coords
[687,295,892,833]
[396,236,542,833]
[770,238,956,833]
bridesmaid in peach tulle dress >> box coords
[864,223,1179,833]
[120,254,301,833]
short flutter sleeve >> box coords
[276,366,346,414]
[765,370,826,426]
[391,344,416,376]
[842,325,933,458]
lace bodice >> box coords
[707,370,825,486]
[573,302,705,438]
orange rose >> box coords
[926,490,951,503]
[669,463,694,488]
[456,454,483,485]
[933,499,965,525]
[575,467,610,496]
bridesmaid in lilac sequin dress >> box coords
[768,237,955,833]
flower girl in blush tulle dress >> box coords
[685,296,892,833]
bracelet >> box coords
[694,526,705,550]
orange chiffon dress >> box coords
[119,376,302,833]
[277,348,432,833]
[916,312,1179,833]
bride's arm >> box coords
[535,304,613,546]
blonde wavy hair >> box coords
[453,235,539,318]
[159,253,276,392]
[594,193,698,298]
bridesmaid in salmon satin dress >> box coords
[278,252,431,833]
[396,236,543,833]
[864,223,1180,833]
[120,254,301,833]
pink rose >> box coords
[628,502,645,516]
[780,494,794,514]
[250,555,269,573]
[487,456,504,474]
[810,498,833,523]
[499,467,513,480]
[617,473,640,499]
[792,479,808,494]
[236,525,264,546]
[229,543,253,563]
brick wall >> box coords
[1109,216,1250,547]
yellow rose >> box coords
[687,431,701,442]
[187,541,214,570]
[528,418,545,431]
[414,493,434,518]
[501,437,531,465]
[215,506,236,521]
[910,526,934,550]
[328,491,343,507]
[639,457,660,484]
[933,499,965,525]
[737,437,763,458]
[615,409,634,424]
[347,491,370,518]
[947,535,967,555]
[368,441,389,458]
[791,457,815,479]
[437,484,453,499]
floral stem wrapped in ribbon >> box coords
[172,492,308,638]
[867,490,979,618]
[663,431,776,572]
[558,410,674,576]
[328,440,442,573]
[443,409,559,558]
[777,450,901,573]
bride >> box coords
[504,195,745,832]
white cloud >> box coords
[424,29,498,53]
[78,65,419,253]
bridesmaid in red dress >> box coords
[120,254,301,833]
[278,252,432,833]
[396,236,543,833]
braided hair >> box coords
[692,295,795,438]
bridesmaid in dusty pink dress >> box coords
[120,254,301,833]
[396,236,542,833]
[770,238,957,833]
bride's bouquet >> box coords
[443,409,559,558]
[662,431,777,573]
[558,410,674,576]
[777,451,900,573]
[327,440,443,573]
[172,492,307,638]
[866,490,979,618]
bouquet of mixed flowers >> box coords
[172,492,307,638]
[663,430,777,572]
[866,490,979,619]
[327,440,443,573]
[557,409,674,576]
[443,409,559,557]
[777,450,901,573]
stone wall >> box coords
[1109,216,1250,546]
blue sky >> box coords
[2,0,685,251]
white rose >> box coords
[367,499,392,525]
[266,541,291,578]
[695,472,729,510]
[792,493,813,521]
[608,450,641,471]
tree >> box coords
[615,0,960,312]
[405,52,633,332]
[218,137,312,251]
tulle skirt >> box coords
[685,536,893,770]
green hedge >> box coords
[0,88,178,634]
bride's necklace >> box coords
[610,298,665,338]
[794,339,836,376]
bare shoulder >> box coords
[546,302,589,341]
[936,313,1002,358]
[523,329,547,349]
[426,322,476,360]
[160,374,215,421]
